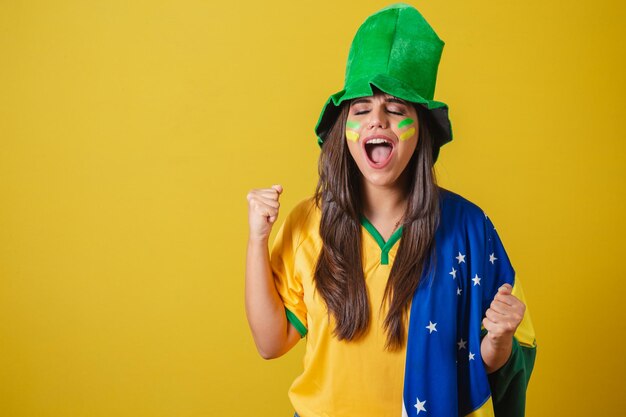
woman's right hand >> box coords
[246,184,283,242]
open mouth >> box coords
[363,137,395,167]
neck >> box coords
[360,176,408,223]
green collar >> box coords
[360,215,403,265]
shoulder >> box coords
[285,196,320,226]
[289,195,318,217]
[438,187,488,226]
[279,196,321,249]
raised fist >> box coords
[246,184,283,241]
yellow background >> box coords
[1,0,624,416]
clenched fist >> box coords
[246,184,283,242]
[482,283,526,346]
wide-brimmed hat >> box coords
[314,3,453,162]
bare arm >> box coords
[481,332,513,373]
[245,185,301,359]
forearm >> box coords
[245,237,294,359]
[481,334,513,374]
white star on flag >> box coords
[472,274,481,286]
[457,338,467,350]
[489,253,498,264]
[456,252,466,264]
[426,321,437,333]
[457,287,462,296]
[414,397,427,414]
[469,352,475,361]
[449,267,457,279]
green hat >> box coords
[314,3,452,161]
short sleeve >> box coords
[481,213,537,417]
[270,204,309,338]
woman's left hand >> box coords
[482,283,526,347]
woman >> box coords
[245,4,536,417]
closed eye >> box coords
[353,110,404,116]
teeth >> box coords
[366,138,392,145]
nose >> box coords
[366,106,388,129]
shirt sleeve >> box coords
[481,214,537,417]
[269,202,309,338]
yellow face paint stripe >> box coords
[346,130,360,142]
[399,127,416,141]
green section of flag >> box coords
[482,328,536,417]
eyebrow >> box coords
[351,96,409,106]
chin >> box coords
[364,172,400,187]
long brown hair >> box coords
[313,101,440,350]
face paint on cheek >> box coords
[400,127,416,141]
[345,120,361,142]
[346,120,360,130]
[397,118,416,141]
[346,130,360,142]
[398,118,414,129]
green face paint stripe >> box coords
[398,118,414,129]
[346,130,359,142]
[346,120,360,129]
[399,127,416,141]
